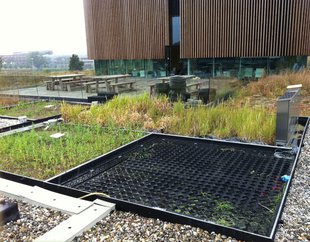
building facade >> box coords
[83,0,310,78]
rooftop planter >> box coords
[48,117,309,242]
[0,101,61,120]
[0,101,63,133]
[0,123,144,179]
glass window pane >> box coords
[172,16,180,45]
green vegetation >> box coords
[61,94,276,144]
[216,217,235,227]
[271,183,287,212]
[212,200,236,227]
[0,68,300,234]
[0,101,61,119]
[215,201,234,213]
[69,54,84,71]
[0,123,144,179]
[273,193,282,207]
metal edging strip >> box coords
[150,131,292,150]
[0,119,33,133]
[0,114,61,133]
[269,116,309,240]
[46,133,153,183]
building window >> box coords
[172,16,180,45]
[186,56,307,79]
[94,59,166,77]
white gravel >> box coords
[75,211,233,242]
[0,118,20,129]
[0,197,70,241]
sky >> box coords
[0,0,87,56]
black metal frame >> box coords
[0,114,61,133]
[0,97,90,133]
[270,116,309,240]
[0,117,308,242]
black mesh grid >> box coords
[57,135,294,236]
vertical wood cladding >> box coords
[83,0,169,60]
[180,0,310,58]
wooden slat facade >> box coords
[180,0,310,58]
[83,0,169,60]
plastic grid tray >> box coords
[53,134,296,236]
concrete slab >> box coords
[35,203,113,242]
[0,177,115,242]
[23,186,93,215]
[0,177,34,199]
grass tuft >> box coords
[0,101,61,119]
[0,123,144,179]
[61,94,276,144]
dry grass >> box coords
[236,70,310,116]
[43,69,95,76]
[0,96,20,107]
[61,69,310,144]
[0,70,95,90]
[0,71,46,90]
[61,94,276,144]
[239,69,310,98]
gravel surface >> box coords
[0,118,20,129]
[0,197,70,242]
[75,210,238,242]
[275,128,310,242]
[0,127,309,242]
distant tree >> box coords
[28,52,47,69]
[69,54,84,71]
[0,57,2,71]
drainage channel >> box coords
[44,117,308,242]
